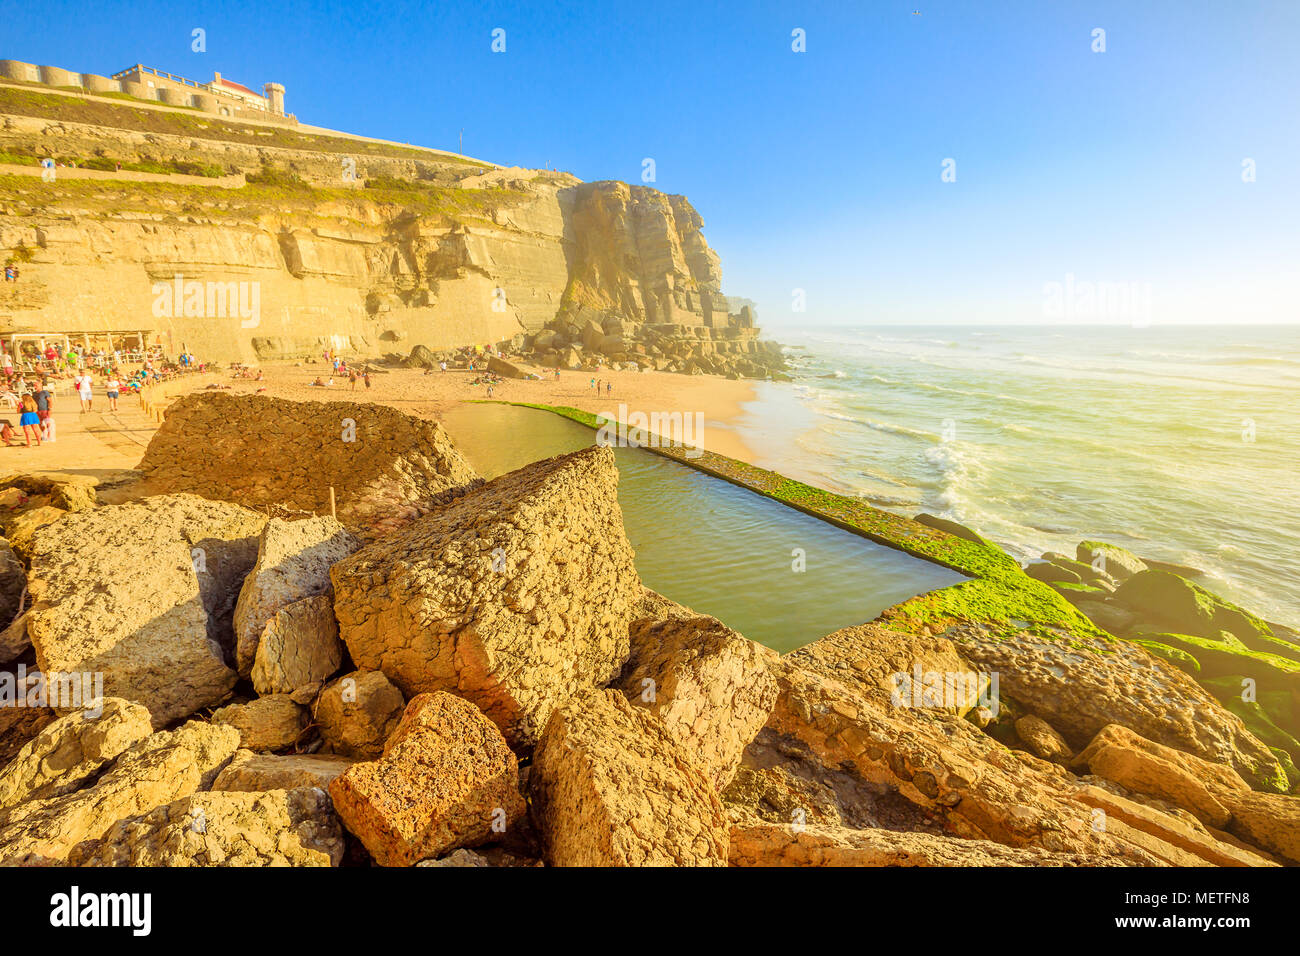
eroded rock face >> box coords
[728,820,1125,867]
[314,670,406,760]
[25,494,267,727]
[332,447,642,748]
[1016,715,1074,764]
[329,692,526,866]
[211,696,307,752]
[138,393,480,534]
[1222,790,1300,864]
[0,536,25,633]
[212,751,356,793]
[530,689,728,867]
[1073,724,1246,827]
[945,623,1286,791]
[615,612,778,790]
[69,787,345,867]
[233,516,359,678]
[0,698,153,811]
[0,719,240,864]
[0,610,30,666]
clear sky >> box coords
[5,0,1298,326]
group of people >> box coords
[2,265,17,282]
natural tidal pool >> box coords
[439,403,965,653]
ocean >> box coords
[729,324,1300,626]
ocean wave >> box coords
[814,407,939,442]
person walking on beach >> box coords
[363,371,371,389]
[33,380,52,437]
[18,395,41,446]
[349,369,357,391]
[104,373,121,411]
[74,370,93,412]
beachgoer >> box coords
[18,395,41,446]
[105,374,121,411]
[349,370,357,391]
[0,419,15,445]
[606,381,612,394]
[363,372,371,389]
[74,371,93,411]
[33,381,52,435]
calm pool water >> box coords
[439,403,965,653]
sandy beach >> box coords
[0,359,758,480]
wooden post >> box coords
[329,486,336,520]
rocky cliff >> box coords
[0,86,773,371]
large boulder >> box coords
[233,516,360,678]
[487,355,528,379]
[250,594,345,695]
[70,787,345,867]
[1076,540,1148,581]
[331,447,642,748]
[0,536,24,631]
[530,689,728,867]
[1113,570,1273,644]
[615,612,778,790]
[137,393,481,534]
[0,610,30,665]
[329,692,526,866]
[25,495,267,727]
[211,695,307,752]
[314,670,406,759]
[0,698,153,811]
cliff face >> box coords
[0,97,760,365]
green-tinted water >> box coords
[439,403,965,653]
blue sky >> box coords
[6,0,1298,326]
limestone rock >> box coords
[1016,715,1073,763]
[4,505,68,561]
[138,393,480,534]
[24,494,267,727]
[250,593,344,694]
[0,691,54,768]
[234,516,360,678]
[946,623,1285,791]
[530,689,728,867]
[314,670,406,759]
[1221,789,1300,864]
[70,787,345,867]
[0,719,239,863]
[211,695,307,752]
[1113,569,1273,644]
[331,447,642,748]
[615,612,778,790]
[0,698,153,811]
[329,692,526,866]
[728,820,1124,867]
[212,750,356,792]
[1072,724,1246,827]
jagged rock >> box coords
[314,670,406,759]
[0,698,152,811]
[329,692,526,866]
[531,689,728,867]
[0,473,98,513]
[212,750,356,792]
[250,594,344,695]
[0,686,54,768]
[24,494,266,727]
[138,393,480,534]
[615,612,778,790]
[416,848,490,867]
[233,516,360,678]
[0,610,29,665]
[728,820,1125,867]
[487,355,527,379]
[945,623,1286,791]
[407,344,438,369]
[1076,541,1148,581]
[331,447,641,748]
[211,696,307,752]
[1016,715,1074,763]
[69,787,345,867]
[3,505,68,561]
[1072,724,1246,827]
[0,719,240,864]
